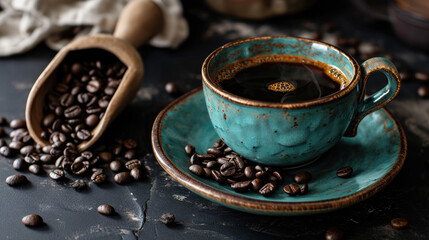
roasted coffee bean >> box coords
[20,145,34,155]
[98,98,109,108]
[399,71,410,81]
[8,141,23,151]
[39,154,53,164]
[124,149,136,160]
[64,105,82,118]
[220,162,236,177]
[85,114,99,128]
[267,174,278,182]
[223,146,233,153]
[255,170,267,179]
[160,213,175,225]
[232,156,245,171]
[41,131,49,140]
[104,87,116,96]
[272,171,283,182]
[71,159,89,175]
[125,159,141,170]
[0,146,12,157]
[130,168,144,180]
[254,165,263,171]
[123,138,137,149]
[113,145,122,156]
[42,145,51,154]
[9,119,26,129]
[61,124,73,134]
[59,93,74,107]
[77,93,91,104]
[98,204,115,216]
[99,152,113,162]
[211,169,224,183]
[259,182,276,196]
[294,171,312,184]
[165,82,179,95]
[283,184,300,196]
[87,79,102,93]
[231,180,251,192]
[216,157,229,165]
[50,131,67,144]
[25,153,40,164]
[80,151,93,160]
[203,167,212,178]
[22,214,43,227]
[300,183,308,195]
[189,164,204,176]
[418,86,429,98]
[207,147,222,156]
[114,172,132,184]
[13,158,27,171]
[415,72,429,82]
[29,164,43,175]
[251,178,263,191]
[391,217,408,229]
[76,129,91,141]
[71,62,83,75]
[325,227,344,240]
[49,169,65,180]
[336,166,353,178]
[110,160,122,172]
[0,116,8,126]
[196,154,216,160]
[55,106,64,116]
[86,106,102,114]
[63,147,79,159]
[205,161,218,169]
[6,174,28,186]
[91,170,107,184]
[50,147,62,157]
[70,179,87,190]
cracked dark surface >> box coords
[0,0,429,239]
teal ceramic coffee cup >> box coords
[201,36,400,167]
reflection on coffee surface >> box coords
[217,56,347,103]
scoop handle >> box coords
[113,0,163,48]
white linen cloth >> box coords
[0,0,188,56]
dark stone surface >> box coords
[0,0,428,239]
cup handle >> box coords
[344,57,401,137]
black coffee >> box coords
[219,61,343,103]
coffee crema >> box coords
[214,55,348,103]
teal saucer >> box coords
[151,88,407,216]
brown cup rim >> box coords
[201,36,361,109]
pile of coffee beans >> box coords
[40,57,126,146]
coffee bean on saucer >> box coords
[22,214,43,227]
[220,162,236,177]
[325,227,344,240]
[259,182,276,196]
[415,72,429,82]
[230,180,251,192]
[185,145,195,156]
[110,160,122,172]
[91,170,107,184]
[5,174,28,186]
[294,171,312,184]
[130,168,144,181]
[98,204,115,216]
[244,166,255,179]
[391,217,408,229]
[283,184,300,196]
[336,166,353,178]
[29,164,43,175]
[114,172,132,184]
[418,86,429,98]
[49,169,65,181]
[165,82,179,95]
[160,213,175,225]
[189,164,204,176]
[300,183,308,195]
[251,178,263,191]
[13,158,27,171]
[9,119,26,129]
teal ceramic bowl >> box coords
[202,36,400,166]
[151,88,407,215]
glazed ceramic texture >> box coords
[152,89,406,215]
[202,36,400,166]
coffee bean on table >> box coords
[22,214,44,227]
[336,166,353,178]
[325,227,344,240]
[91,170,107,184]
[13,158,27,171]
[130,168,143,181]
[125,159,141,170]
[25,153,40,164]
[0,116,8,126]
[5,174,28,186]
[49,169,65,181]
[418,86,429,98]
[283,184,300,196]
[8,141,23,150]
[123,138,137,149]
[29,164,43,175]
[124,149,136,160]
[0,146,12,157]
[99,152,113,162]
[294,171,312,184]
[415,72,429,82]
[184,145,195,156]
[160,213,175,225]
[189,164,204,176]
[110,160,122,172]
[97,204,115,216]
[165,82,179,95]
[20,145,34,155]
[114,172,132,184]
[391,217,408,229]
[9,119,26,129]
[70,180,87,190]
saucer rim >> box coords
[151,87,407,214]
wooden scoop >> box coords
[25,0,163,151]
